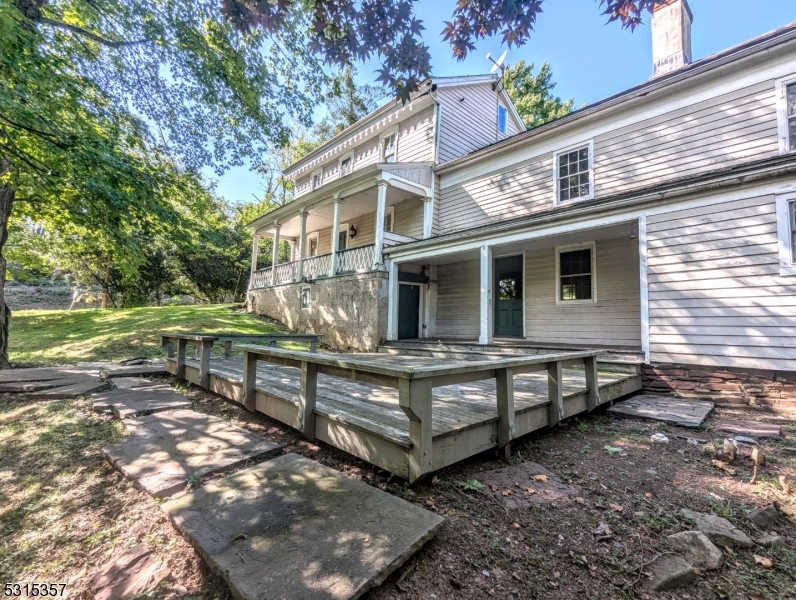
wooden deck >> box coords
[168,350,641,481]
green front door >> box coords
[398,284,420,340]
[494,255,524,337]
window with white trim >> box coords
[384,206,395,232]
[497,104,508,134]
[300,286,311,310]
[307,231,319,257]
[556,243,596,303]
[311,168,323,191]
[777,76,796,154]
[555,143,593,204]
[339,153,353,177]
[381,128,397,163]
[776,193,796,276]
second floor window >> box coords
[787,83,796,151]
[382,133,397,163]
[498,105,508,134]
[791,200,796,262]
[556,145,592,203]
[340,156,352,176]
[312,171,323,190]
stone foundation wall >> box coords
[643,363,796,413]
[247,272,388,352]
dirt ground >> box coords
[2,379,795,600]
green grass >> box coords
[9,304,285,366]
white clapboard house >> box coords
[247,0,796,410]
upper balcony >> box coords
[248,163,434,290]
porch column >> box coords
[329,197,342,277]
[638,216,651,361]
[373,181,388,269]
[479,243,492,345]
[270,223,281,286]
[297,210,308,280]
[249,233,259,289]
[387,259,399,341]
[422,196,434,239]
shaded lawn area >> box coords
[8,304,285,366]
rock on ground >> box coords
[748,505,780,529]
[755,533,783,547]
[667,530,724,570]
[90,544,171,600]
[680,509,754,548]
[647,555,697,591]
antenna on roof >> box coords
[486,49,508,92]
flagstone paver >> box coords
[162,453,445,600]
[103,409,282,498]
[608,394,714,428]
[92,385,191,418]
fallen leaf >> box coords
[490,483,499,492]
[553,570,561,578]
[645,492,653,498]
[609,503,624,512]
[231,533,247,541]
[501,489,512,497]
[749,594,766,600]
[574,497,586,504]
[592,522,613,541]
[512,522,521,529]
[512,571,521,582]
[425,499,438,511]
[532,474,548,483]
[754,555,773,569]
[779,475,791,495]
[725,546,734,555]
[604,445,622,456]
[431,476,439,485]
[711,459,737,475]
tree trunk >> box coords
[155,286,161,307]
[101,254,111,309]
[0,179,15,369]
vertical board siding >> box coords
[524,238,642,347]
[396,107,435,163]
[438,80,779,235]
[646,194,796,370]
[436,259,481,338]
[437,84,500,164]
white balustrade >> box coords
[251,267,272,289]
[337,244,375,274]
[302,253,332,279]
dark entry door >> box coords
[398,284,420,340]
[494,255,524,337]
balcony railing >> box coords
[336,244,374,274]
[250,244,377,289]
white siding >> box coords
[436,259,480,338]
[394,198,424,240]
[525,238,642,347]
[437,83,501,164]
[647,194,796,370]
[396,106,435,163]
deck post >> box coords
[547,361,564,426]
[373,181,388,269]
[386,259,399,341]
[398,377,433,483]
[495,367,515,459]
[479,243,491,345]
[329,197,342,277]
[310,340,317,353]
[270,224,281,286]
[224,340,233,357]
[585,355,600,412]
[199,339,213,388]
[298,360,318,440]
[422,196,434,239]
[242,351,258,412]
[175,338,188,380]
[297,211,308,280]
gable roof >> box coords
[436,21,796,175]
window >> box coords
[777,77,796,153]
[555,143,593,204]
[339,153,353,177]
[311,168,323,191]
[307,232,319,257]
[337,222,348,251]
[776,193,796,276]
[556,243,596,303]
[384,206,395,232]
[380,127,398,163]
[300,286,311,310]
[497,104,508,134]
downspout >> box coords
[431,88,441,166]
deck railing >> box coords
[251,267,272,289]
[303,253,332,279]
[273,261,297,285]
[337,244,375,274]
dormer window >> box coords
[554,142,594,204]
[497,104,508,134]
[339,153,353,177]
[381,128,398,163]
[311,169,323,191]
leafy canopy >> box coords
[503,60,576,129]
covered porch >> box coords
[249,163,434,289]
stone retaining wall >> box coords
[643,363,796,413]
[247,271,388,352]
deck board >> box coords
[187,357,628,446]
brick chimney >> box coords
[652,0,693,77]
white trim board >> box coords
[638,216,651,361]
[776,74,796,155]
[776,192,796,276]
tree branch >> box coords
[39,17,149,48]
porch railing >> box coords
[252,267,272,289]
[273,260,297,285]
[303,252,332,279]
[337,244,375,274]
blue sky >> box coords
[209,0,795,204]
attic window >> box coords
[311,169,323,191]
[339,154,353,177]
[498,105,508,134]
[555,143,593,204]
[382,133,397,163]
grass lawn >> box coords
[8,304,286,366]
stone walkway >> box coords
[608,394,714,428]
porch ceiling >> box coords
[268,185,422,239]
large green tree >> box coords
[503,60,575,128]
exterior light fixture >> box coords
[629,222,638,239]
[349,224,358,239]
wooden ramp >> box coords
[168,350,641,482]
